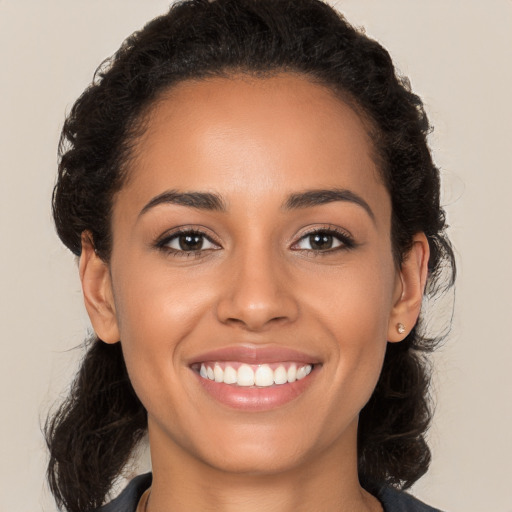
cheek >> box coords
[113,256,213,340]
[305,257,395,404]
[308,255,396,341]
[109,254,227,400]
[110,263,198,380]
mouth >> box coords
[189,346,320,411]
[192,361,314,387]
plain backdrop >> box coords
[1,1,511,511]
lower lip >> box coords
[194,368,318,411]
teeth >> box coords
[274,365,288,385]
[254,365,274,387]
[296,365,307,380]
[214,363,224,382]
[237,364,255,386]
[223,365,237,384]
[287,365,297,383]
[198,363,313,387]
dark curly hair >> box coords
[46,1,455,511]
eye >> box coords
[292,228,354,252]
[158,230,220,254]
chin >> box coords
[183,413,353,477]
[202,441,311,476]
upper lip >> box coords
[189,344,321,366]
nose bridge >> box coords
[216,236,298,330]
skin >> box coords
[80,74,429,512]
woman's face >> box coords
[88,74,409,475]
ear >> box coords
[79,232,120,344]
[387,233,430,342]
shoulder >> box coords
[92,473,152,512]
[374,485,445,512]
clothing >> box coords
[94,472,445,512]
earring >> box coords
[396,323,405,334]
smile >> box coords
[189,346,320,410]
[197,362,313,387]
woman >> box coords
[46,0,455,511]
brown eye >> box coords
[308,233,334,250]
[293,229,353,252]
[162,231,219,253]
[178,233,204,251]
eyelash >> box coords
[156,228,221,258]
[291,226,356,254]
[156,226,355,258]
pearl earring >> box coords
[397,323,405,334]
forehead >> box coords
[119,73,388,218]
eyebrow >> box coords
[139,190,227,217]
[283,188,375,222]
[138,187,374,222]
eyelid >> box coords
[154,224,355,256]
[166,233,218,251]
[290,225,355,251]
[155,226,222,253]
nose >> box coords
[215,246,299,332]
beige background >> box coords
[1,1,511,511]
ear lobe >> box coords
[79,232,120,344]
[387,233,430,342]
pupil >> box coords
[179,234,203,251]
[310,233,333,250]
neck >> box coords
[146,421,381,512]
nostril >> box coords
[216,292,299,330]
[214,260,300,330]
[222,313,292,331]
